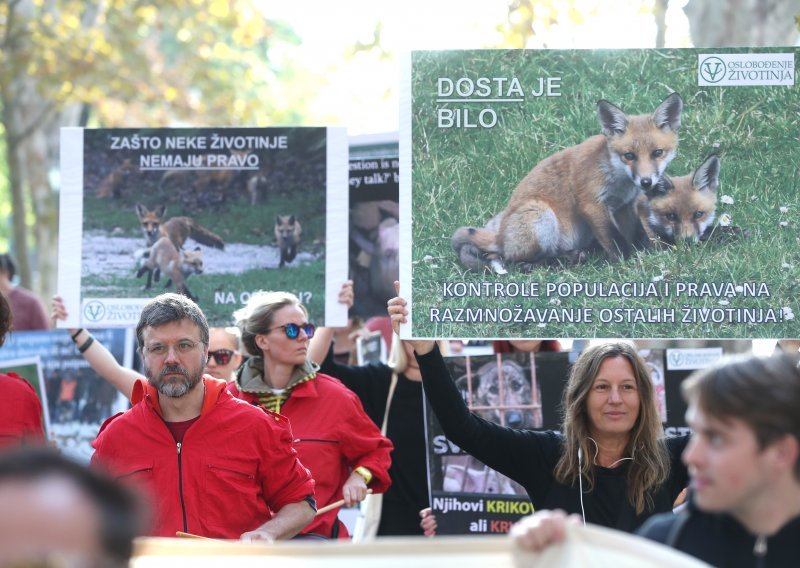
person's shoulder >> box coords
[312,372,363,399]
[0,372,38,395]
[637,510,684,543]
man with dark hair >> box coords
[638,352,800,566]
[0,447,143,567]
[92,293,316,540]
[0,253,49,331]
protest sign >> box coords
[0,329,132,462]
[58,127,348,328]
[400,48,798,339]
[349,133,399,319]
[425,351,571,535]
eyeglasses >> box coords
[144,339,203,357]
[267,322,316,339]
[207,349,237,365]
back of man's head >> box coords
[682,352,800,479]
[136,292,209,351]
[0,447,146,566]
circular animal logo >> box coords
[83,301,106,323]
[699,56,726,84]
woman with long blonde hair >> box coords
[388,291,688,532]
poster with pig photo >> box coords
[58,127,348,328]
[348,134,399,319]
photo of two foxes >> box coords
[451,92,720,274]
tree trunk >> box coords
[1,94,32,290]
[684,0,800,46]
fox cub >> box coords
[637,154,720,244]
[275,215,301,268]
[135,204,225,250]
[452,92,683,272]
[136,237,203,302]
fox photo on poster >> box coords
[58,127,348,328]
[400,47,798,340]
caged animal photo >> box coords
[440,353,543,497]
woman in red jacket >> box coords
[230,291,393,539]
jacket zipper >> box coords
[177,441,187,533]
[753,534,766,568]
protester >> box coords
[0,291,45,448]
[308,283,431,536]
[231,290,393,539]
[388,284,688,532]
[204,326,244,381]
[0,253,49,330]
[637,352,800,565]
[511,352,800,567]
[0,447,144,567]
[91,293,316,540]
[51,296,243,397]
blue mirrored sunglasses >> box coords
[269,322,315,339]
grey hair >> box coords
[136,293,209,350]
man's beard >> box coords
[146,362,203,398]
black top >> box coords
[320,347,429,536]
[639,502,800,567]
[417,345,690,532]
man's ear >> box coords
[769,434,800,474]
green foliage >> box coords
[0,1,310,127]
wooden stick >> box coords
[175,531,220,541]
[315,489,373,516]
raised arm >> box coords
[307,280,353,365]
[51,296,141,399]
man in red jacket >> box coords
[92,293,316,541]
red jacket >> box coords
[230,372,393,538]
[92,377,315,539]
[0,372,44,449]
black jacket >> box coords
[639,500,800,567]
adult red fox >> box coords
[275,215,301,268]
[637,155,720,244]
[96,159,135,198]
[135,237,203,301]
[452,92,683,272]
[135,204,225,250]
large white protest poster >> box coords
[401,48,798,339]
[58,127,348,328]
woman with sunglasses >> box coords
[50,296,243,398]
[229,291,393,540]
[205,327,244,382]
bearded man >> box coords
[91,293,315,541]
